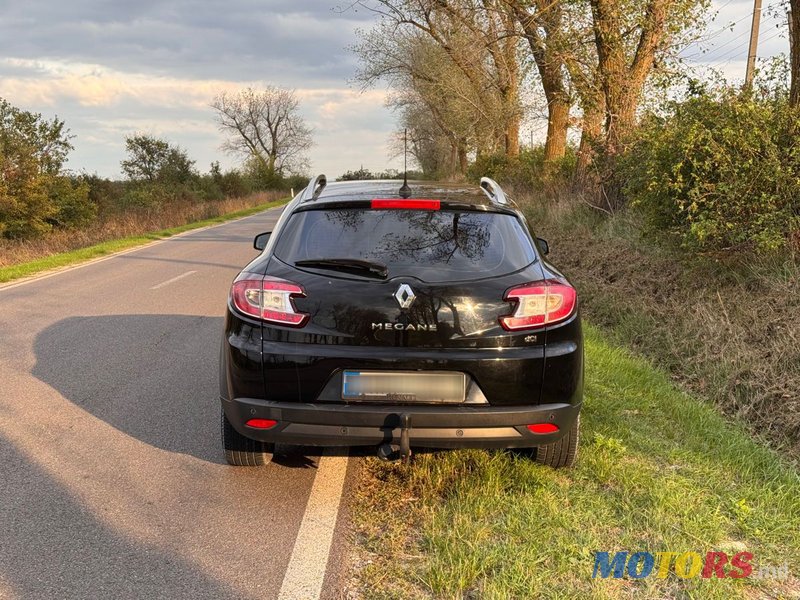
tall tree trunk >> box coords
[501,7,521,158]
[458,141,468,176]
[544,99,570,162]
[449,141,459,176]
[574,95,605,189]
[506,117,520,157]
[590,0,669,207]
[790,1,800,108]
[513,1,571,164]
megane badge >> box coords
[394,284,416,309]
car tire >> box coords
[535,414,579,468]
[221,408,273,466]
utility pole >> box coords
[745,0,763,88]
[790,1,800,107]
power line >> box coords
[682,11,779,60]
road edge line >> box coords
[278,449,349,600]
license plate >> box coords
[342,370,466,404]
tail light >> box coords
[230,275,309,327]
[500,281,577,331]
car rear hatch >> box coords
[260,202,548,405]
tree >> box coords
[389,89,467,177]
[211,87,313,178]
[589,0,705,155]
[353,25,475,176]
[352,0,524,168]
[0,98,93,238]
[120,135,196,184]
[587,0,707,206]
[509,0,573,163]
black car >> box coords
[219,176,583,467]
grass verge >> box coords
[351,325,800,599]
[0,197,287,284]
[518,192,799,457]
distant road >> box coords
[0,206,355,600]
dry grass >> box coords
[522,192,800,458]
[0,191,283,268]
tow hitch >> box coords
[376,413,412,462]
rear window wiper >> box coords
[294,258,388,279]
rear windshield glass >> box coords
[274,208,536,282]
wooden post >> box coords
[745,0,763,88]
[790,4,800,107]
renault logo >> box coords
[394,284,416,309]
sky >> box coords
[0,0,790,180]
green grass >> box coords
[352,325,800,599]
[0,198,287,284]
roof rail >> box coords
[480,177,508,205]
[300,174,327,202]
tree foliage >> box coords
[0,98,93,238]
[121,134,196,185]
[352,0,523,177]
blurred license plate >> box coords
[342,371,466,404]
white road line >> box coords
[278,449,349,600]
[149,270,197,290]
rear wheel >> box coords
[535,414,579,468]
[221,408,273,466]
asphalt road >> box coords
[0,206,357,600]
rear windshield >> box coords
[274,208,536,282]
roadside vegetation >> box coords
[351,327,800,599]
[0,193,286,283]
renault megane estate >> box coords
[219,175,583,467]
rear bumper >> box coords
[222,397,582,449]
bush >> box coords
[467,147,577,191]
[84,175,126,215]
[47,176,95,228]
[619,89,800,252]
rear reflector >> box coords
[371,199,440,210]
[527,423,559,434]
[246,418,278,429]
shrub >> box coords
[467,147,577,191]
[46,176,95,228]
[619,89,800,252]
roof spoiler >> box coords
[480,177,508,205]
[300,174,327,202]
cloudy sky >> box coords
[0,0,790,179]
